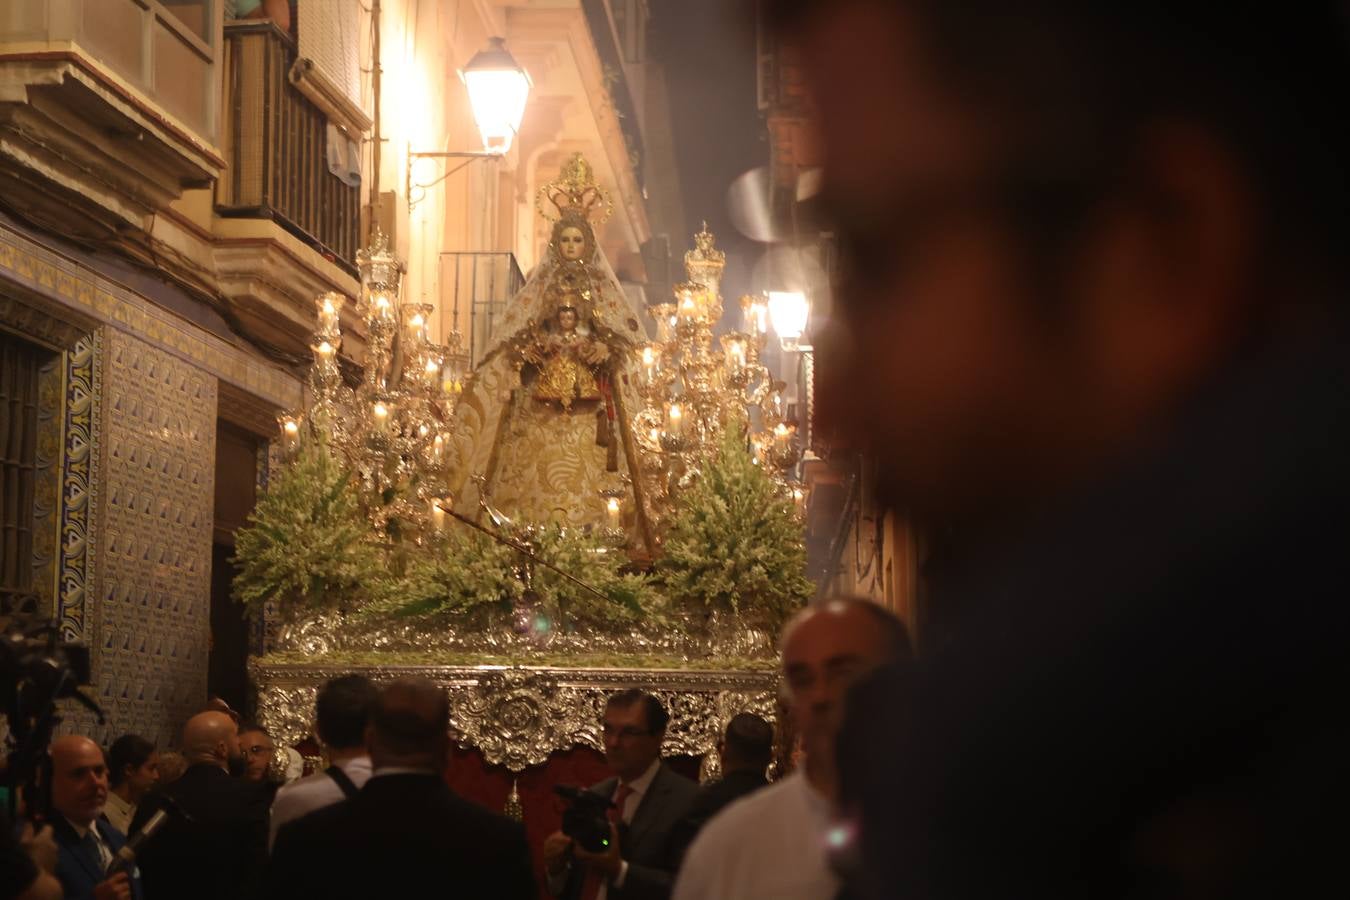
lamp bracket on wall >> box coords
[406,149,505,210]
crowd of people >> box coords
[3,598,902,900]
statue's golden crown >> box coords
[536,153,614,224]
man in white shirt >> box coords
[104,734,159,837]
[672,599,911,900]
[544,690,698,899]
[268,674,378,850]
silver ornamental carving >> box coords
[252,662,780,772]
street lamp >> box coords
[407,37,532,209]
[767,290,809,350]
[461,36,532,155]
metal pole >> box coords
[369,0,382,241]
[439,505,614,604]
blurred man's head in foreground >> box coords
[781,599,911,796]
[773,1,1350,527]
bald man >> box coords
[129,711,269,900]
[47,735,140,900]
[673,599,911,900]
[267,678,535,899]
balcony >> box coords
[440,252,525,368]
[0,0,224,242]
[216,21,360,271]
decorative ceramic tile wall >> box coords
[92,330,218,747]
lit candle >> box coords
[425,357,440,378]
[430,499,447,532]
[278,415,300,451]
[767,390,785,422]
[743,298,768,336]
[723,336,746,374]
[774,422,791,449]
[648,427,660,445]
[373,401,390,433]
[373,294,393,323]
[605,496,622,530]
[315,340,336,361]
[431,434,445,464]
[407,312,426,343]
[667,402,684,437]
[791,487,805,512]
[641,345,658,386]
[678,292,699,321]
[317,294,341,333]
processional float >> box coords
[249,155,808,784]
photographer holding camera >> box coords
[544,690,697,900]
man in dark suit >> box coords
[129,711,269,900]
[669,713,772,863]
[545,690,698,900]
[46,735,140,900]
[266,677,536,899]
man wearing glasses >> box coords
[236,726,276,786]
[544,691,697,900]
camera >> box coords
[2,619,102,819]
[554,784,615,853]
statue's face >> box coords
[558,307,579,331]
[558,226,586,261]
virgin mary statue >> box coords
[448,154,651,546]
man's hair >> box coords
[723,713,774,770]
[780,597,914,662]
[768,1,1350,276]
[606,689,669,736]
[316,674,379,749]
[107,734,155,787]
[236,722,270,739]
[370,678,450,757]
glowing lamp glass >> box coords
[767,291,809,340]
[462,38,531,154]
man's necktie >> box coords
[581,782,636,900]
[81,830,110,873]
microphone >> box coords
[106,796,188,876]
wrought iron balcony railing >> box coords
[439,252,526,368]
[216,21,360,273]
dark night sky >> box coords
[648,0,766,300]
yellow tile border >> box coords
[0,224,302,410]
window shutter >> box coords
[295,0,361,109]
